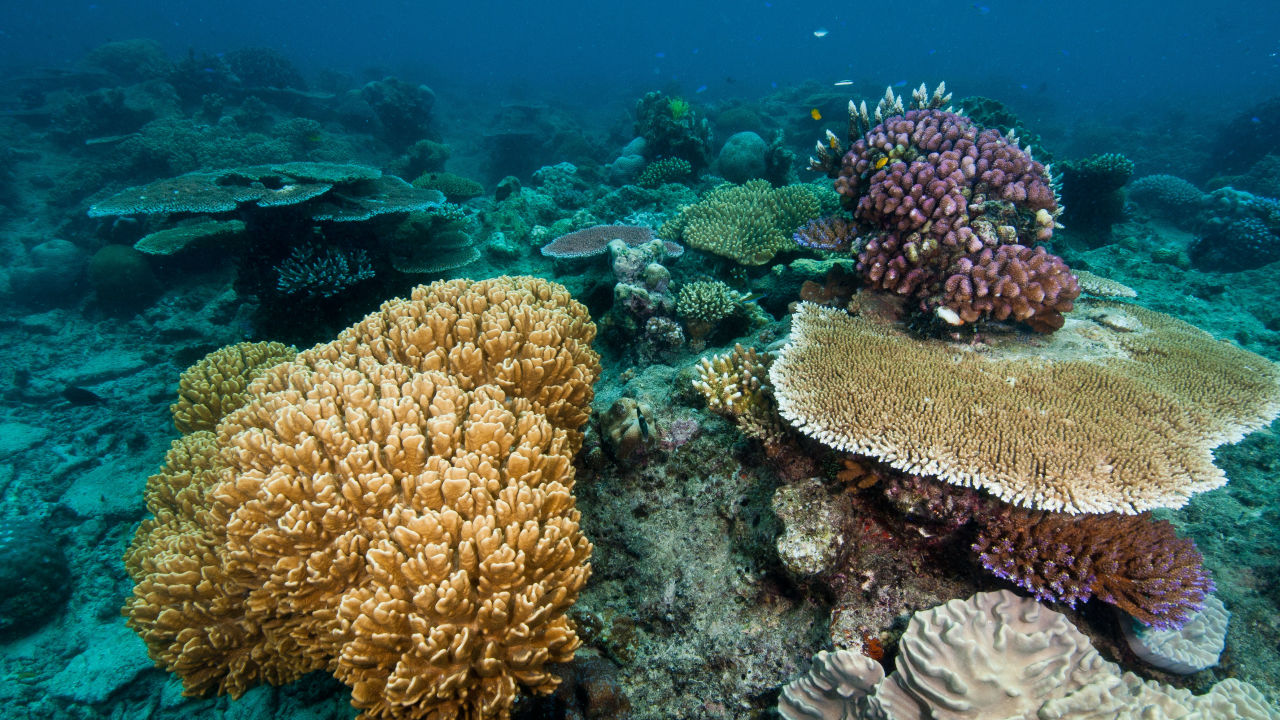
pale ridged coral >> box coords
[125,276,601,720]
[779,590,1280,720]
[170,341,297,433]
[659,180,820,265]
[769,300,1280,514]
[1122,594,1229,674]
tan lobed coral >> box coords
[125,276,601,720]
[769,300,1280,514]
[779,590,1280,720]
[170,341,298,433]
[659,180,820,265]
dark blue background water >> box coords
[5,0,1278,114]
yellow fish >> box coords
[810,108,822,121]
[875,156,889,170]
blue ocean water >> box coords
[1,0,1279,718]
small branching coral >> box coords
[692,344,786,449]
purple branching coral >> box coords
[973,508,1214,629]
[809,87,1080,332]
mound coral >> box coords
[769,299,1280,514]
[779,590,1280,720]
[809,84,1077,331]
[125,276,601,720]
[659,180,821,265]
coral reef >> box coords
[360,77,437,149]
[637,157,692,188]
[779,590,1280,720]
[692,343,785,449]
[769,299,1280,514]
[412,171,485,202]
[1058,152,1134,236]
[634,92,712,170]
[674,280,745,346]
[169,341,298,433]
[386,204,481,274]
[717,131,768,184]
[274,244,375,298]
[659,180,821,265]
[224,47,306,90]
[1205,96,1280,179]
[87,244,162,312]
[810,84,1076,331]
[793,215,858,252]
[124,276,600,719]
[541,224,655,258]
[1122,594,1230,674]
[1128,173,1208,220]
[972,508,1213,628]
[0,519,70,640]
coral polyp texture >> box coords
[972,508,1213,628]
[169,340,298,433]
[810,85,1078,331]
[124,276,601,720]
[769,300,1280,514]
[778,590,1280,720]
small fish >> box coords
[695,85,708,93]
[655,52,666,59]
[810,108,822,120]
[636,404,650,439]
[62,386,106,405]
[813,27,829,38]
[893,80,908,88]
[875,157,889,170]
[972,3,990,13]
[833,79,854,86]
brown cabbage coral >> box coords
[170,341,297,433]
[659,180,820,265]
[769,300,1280,514]
[125,276,601,720]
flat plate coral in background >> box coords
[770,299,1280,514]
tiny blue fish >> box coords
[655,52,665,59]
[695,85,708,93]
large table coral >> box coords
[769,299,1280,515]
[124,276,601,720]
